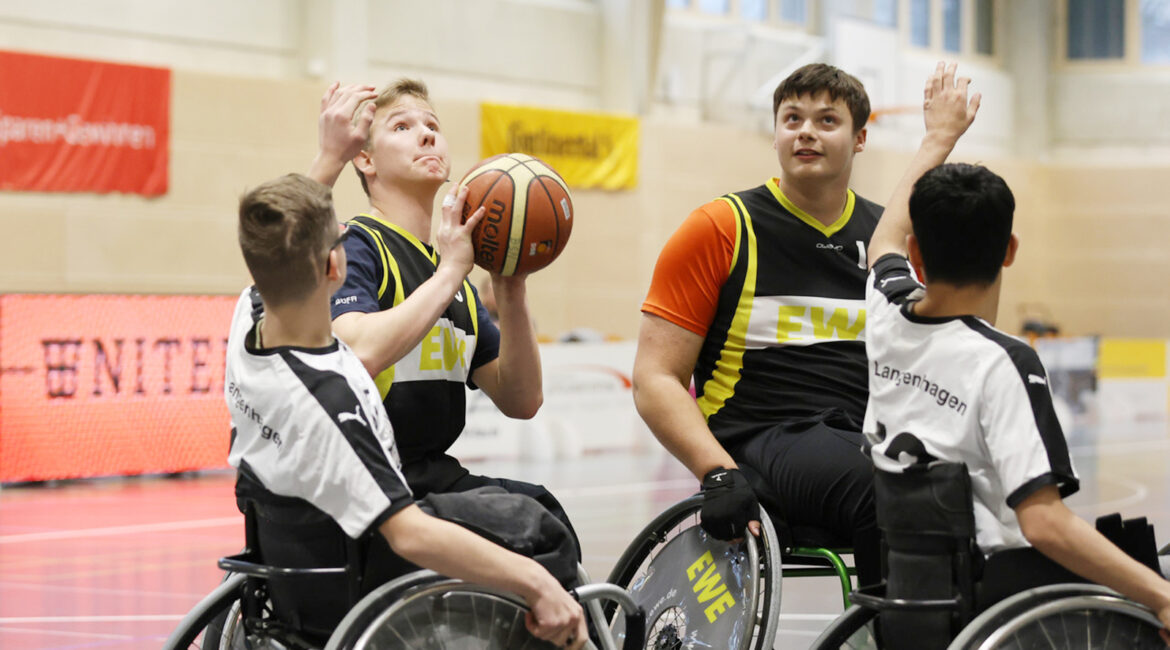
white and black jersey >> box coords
[863,254,1078,554]
[225,288,413,539]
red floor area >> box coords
[0,473,241,649]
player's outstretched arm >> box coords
[334,186,485,376]
[1016,486,1170,643]
[868,61,981,268]
[472,274,543,419]
[381,504,587,650]
[633,314,761,540]
[308,81,377,187]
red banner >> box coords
[0,50,170,196]
[0,294,235,482]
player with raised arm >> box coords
[305,81,578,546]
[633,63,882,586]
[863,62,1170,640]
[226,172,586,648]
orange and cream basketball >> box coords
[458,153,573,276]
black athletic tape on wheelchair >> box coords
[1095,512,1161,575]
[872,462,981,650]
[700,468,759,541]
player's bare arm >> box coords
[472,274,543,419]
[632,314,761,538]
[334,185,485,377]
[380,505,587,650]
[868,62,981,268]
[1015,485,1170,640]
[308,82,377,187]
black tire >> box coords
[162,574,247,650]
[605,494,781,650]
[808,604,879,650]
[948,583,1165,650]
[325,571,557,650]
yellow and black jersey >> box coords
[330,213,500,465]
[643,179,882,443]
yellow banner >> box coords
[480,102,639,190]
[1098,338,1167,379]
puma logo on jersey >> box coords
[339,406,367,427]
[1028,374,1047,386]
[880,275,909,288]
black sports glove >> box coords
[699,467,759,541]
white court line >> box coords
[1070,437,1170,456]
[0,479,696,546]
[0,581,207,600]
[1080,474,1151,512]
[0,615,184,624]
[555,478,697,499]
[776,613,840,621]
[0,625,136,640]
[0,516,240,545]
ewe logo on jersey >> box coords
[395,318,476,383]
[745,295,866,348]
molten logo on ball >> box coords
[457,153,573,276]
[479,199,507,266]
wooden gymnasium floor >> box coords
[2,425,1169,649]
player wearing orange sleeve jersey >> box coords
[634,63,882,588]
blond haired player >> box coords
[306,81,579,550]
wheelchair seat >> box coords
[811,462,1168,650]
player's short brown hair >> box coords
[772,63,871,133]
[238,174,336,307]
[354,78,433,196]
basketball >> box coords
[458,153,573,276]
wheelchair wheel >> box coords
[948,583,1165,650]
[605,494,781,650]
[326,571,556,650]
[162,574,248,650]
[808,604,879,650]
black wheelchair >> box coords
[163,501,646,650]
[810,461,1168,650]
[604,486,861,649]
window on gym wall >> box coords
[905,0,998,59]
[666,0,813,30]
[1141,0,1170,62]
[836,0,899,26]
[1062,0,1170,64]
[1067,0,1125,59]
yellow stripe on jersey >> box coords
[765,178,856,239]
[352,214,412,400]
[464,279,479,337]
[698,194,757,419]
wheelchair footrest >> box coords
[849,582,961,612]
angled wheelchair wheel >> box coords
[162,573,248,650]
[605,494,781,650]
[326,570,556,650]
[948,583,1165,650]
[808,604,879,650]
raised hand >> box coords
[923,62,981,145]
[309,82,377,186]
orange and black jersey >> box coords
[643,178,882,443]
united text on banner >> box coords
[480,102,638,190]
[0,50,170,196]
[0,294,235,482]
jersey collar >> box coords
[356,212,438,264]
[766,177,855,239]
